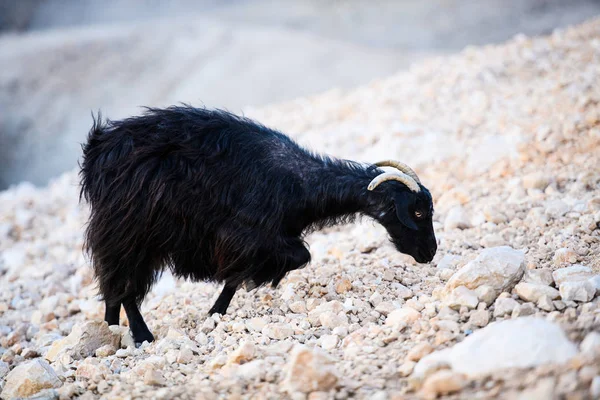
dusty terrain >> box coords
[1,17,600,400]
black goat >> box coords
[79,106,437,344]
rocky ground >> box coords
[1,16,600,400]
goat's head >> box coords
[368,160,437,263]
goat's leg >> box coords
[123,296,154,345]
[104,301,121,326]
[208,284,237,315]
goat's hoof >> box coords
[132,331,154,347]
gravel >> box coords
[1,16,600,400]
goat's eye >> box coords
[414,210,424,219]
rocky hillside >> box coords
[1,17,600,400]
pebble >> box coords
[444,206,471,230]
[414,317,577,378]
[282,345,338,393]
[445,246,525,302]
[406,343,434,362]
[45,321,120,362]
[580,332,600,356]
[559,280,596,302]
[385,307,420,327]
[444,286,479,310]
[262,323,294,340]
[420,370,466,400]
[514,282,560,303]
[1,359,62,399]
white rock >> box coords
[559,280,596,302]
[511,302,536,318]
[420,370,466,399]
[444,286,479,310]
[414,317,577,378]
[246,317,268,332]
[144,369,166,386]
[589,275,600,294]
[552,265,593,286]
[262,323,294,340]
[282,345,338,393]
[237,359,266,380]
[446,246,525,302]
[436,254,462,270]
[406,343,434,362]
[514,282,560,303]
[320,335,339,350]
[474,285,496,305]
[45,321,120,362]
[523,269,554,286]
[552,248,578,265]
[580,332,600,356]
[536,295,555,312]
[228,341,256,364]
[385,307,420,327]
[0,361,9,380]
[591,376,600,399]
[1,359,62,399]
[319,312,348,329]
[444,206,471,230]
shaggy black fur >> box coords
[79,105,437,344]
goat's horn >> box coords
[368,172,421,192]
[375,160,421,184]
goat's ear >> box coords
[393,193,418,230]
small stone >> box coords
[398,361,416,377]
[0,361,9,380]
[262,323,294,340]
[511,302,536,318]
[474,285,496,305]
[246,317,268,332]
[580,332,600,356]
[45,321,120,362]
[374,302,395,316]
[553,248,578,265]
[444,206,471,230]
[406,343,434,362]
[514,282,560,303]
[320,335,339,350]
[559,280,596,302]
[144,369,166,386]
[95,344,116,357]
[282,345,338,393]
[436,254,462,270]
[320,312,348,329]
[446,246,525,303]
[523,269,554,286]
[385,307,420,327]
[335,278,352,294]
[553,300,566,311]
[1,359,62,399]
[176,347,194,364]
[522,172,550,190]
[228,341,255,364]
[444,286,479,310]
[420,370,466,400]
[115,348,131,358]
[513,377,555,400]
[369,292,383,307]
[201,317,216,333]
[590,376,600,398]
[537,295,555,312]
[289,301,307,314]
[468,310,490,327]
[480,234,505,248]
[552,265,593,286]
